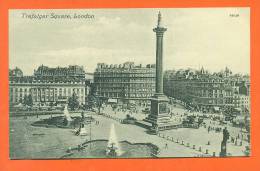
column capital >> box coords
[153,27,167,33]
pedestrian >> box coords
[165,143,168,149]
[67,147,72,153]
[231,137,234,143]
[78,144,81,151]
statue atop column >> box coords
[157,11,162,27]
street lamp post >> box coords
[89,108,92,150]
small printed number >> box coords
[229,14,239,17]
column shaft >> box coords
[156,34,164,94]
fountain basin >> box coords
[61,139,159,158]
[31,116,94,129]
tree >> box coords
[96,97,102,114]
[112,104,117,111]
[187,115,195,124]
[27,94,33,107]
[23,94,33,107]
[87,94,103,113]
[23,95,28,105]
[87,94,96,109]
[49,101,54,107]
[68,92,79,111]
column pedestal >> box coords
[144,94,177,132]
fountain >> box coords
[64,105,72,122]
[61,123,159,158]
[61,139,159,158]
[106,123,123,157]
[32,104,94,130]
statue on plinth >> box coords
[220,127,229,157]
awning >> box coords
[127,100,136,104]
[233,116,245,123]
[108,98,117,103]
[214,107,220,111]
[57,99,67,102]
[234,108,242,111]
[13,103,23,107]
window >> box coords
[59,88,62,96]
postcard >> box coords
[8,8,250,159]
[3,0,260,170]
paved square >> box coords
[10,105,249,159]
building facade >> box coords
[233,80,251,113]
[164,67,250,113]
[9,65,87,106]
[94,62,156,106]
[9,67,23,77]
[233,94,250,112]
[34,65,85,80]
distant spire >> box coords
[201,66,205,74]
[157,11,162,27]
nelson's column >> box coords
[144,12,176,132]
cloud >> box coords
[97,16,121,25]
[9,8,250,75]
[32,46,153,72]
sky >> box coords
[9,8,250,75]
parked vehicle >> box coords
[122,114,137,124]
[142,108,150,114]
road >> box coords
[10,110,249,159]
